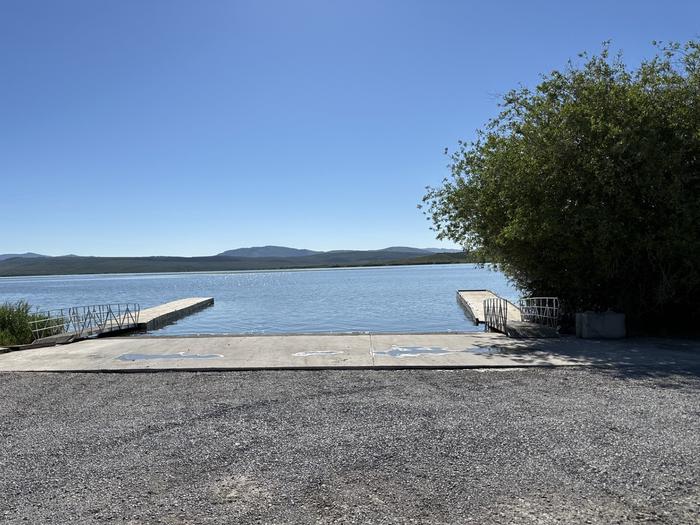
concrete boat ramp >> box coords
[1,332,699,372]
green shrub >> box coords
[0,301,65,346]
[423,40,700,331]
[0,301,35,346]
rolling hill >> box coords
[217,246,320,258]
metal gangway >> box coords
[29,303,140,343]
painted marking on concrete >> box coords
[292,350,345,357]
[116,352,223,362]
[374,346,453,358]
[374,345,513,358]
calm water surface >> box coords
[0,264,518,334]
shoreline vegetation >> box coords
[0,301,63,346]
[422,40,700,330]
[0,251,474,278]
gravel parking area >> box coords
[1,367,699,524]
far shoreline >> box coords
[0,260,484,280]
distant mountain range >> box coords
[0,246,467,277]
[0,252,48,262]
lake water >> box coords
[0,264,518,334]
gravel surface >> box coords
[1,367,699,524]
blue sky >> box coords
[1,0,698,256]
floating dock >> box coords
[457,289,522,325]
[457,290,557,338]
[136,297,214,331]
[9,297,216,350]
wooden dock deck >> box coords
[137,297,214,331]
[457,289,522,325]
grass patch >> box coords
[0,301,35,346]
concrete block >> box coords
[576,311,626,339]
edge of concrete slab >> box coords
[0,363,573,374]
[126,330,486,338]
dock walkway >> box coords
[24,297,215,347]
[457,290,557,338]
[137,297,214,331]
[457,289,522,325]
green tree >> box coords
[423,41,700,330]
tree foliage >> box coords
[423,41,700,329]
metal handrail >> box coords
[29,303,140,342]
[519,297,559,328]
[483,297,509,334]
